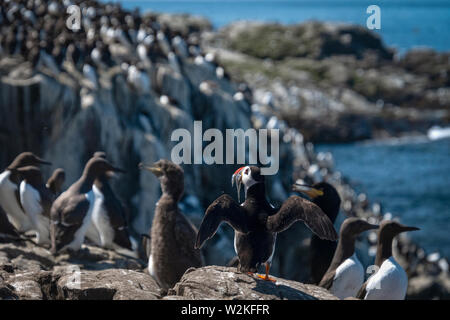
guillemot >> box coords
[17,166,54,245]
[89,152,132,251]
[50,157,125,254]
[357,220,419,300]
[293,182,341,284]
[195,166,338,281]
[46,168,65,196]
[319,218,379,299]
[140,159,204,290]
[0,152,51,232]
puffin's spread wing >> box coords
[266,195,338,240]
[195,194,248,249]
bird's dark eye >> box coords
[244,168,249,175]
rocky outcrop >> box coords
[168,266,338,300]
[0,240,336,300]
[203,21,449,142]
[0,6,448,300]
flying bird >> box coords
[195,166,338,281]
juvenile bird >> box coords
[140,159,204,290]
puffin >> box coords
[50,157,125,254]
[89,152,132,251]
[46,168,66,195]
[0,152,51,232]
[139,159,204,290]
[195,166,338,281]
[318,218,379,299]
[292,182,341,284]
[17,166,54,245]
[357,220,419,300]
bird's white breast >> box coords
[330,253,364,299]
[0,170,31,231]
[91,185,114,248]
[364,256,408,300]
[19,181,43,219]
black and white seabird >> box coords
[0,206,20,240]
[318,218,379,299]
[139,159,204,290]
[18,166,54,245]
[356,220,419,300]
[293,182,341,284]
[195,166,338,281]
[89,152,132,251]
[50,157,125,254]
[0,152,51,232]
[46,168,65,196]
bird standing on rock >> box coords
[18,166,55,245]
[195,166,338,282]
[0,152,51,232]
[319,218,379,299]
[139,159,204,290]
[292,182,341,284]
[357,220,419,300]
[89,151,132,251]
[50,157,126,254]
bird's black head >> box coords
[8,152,51,170]
[46,168,66,194]
[378,220,420,241]
[16,166,44,186]
[83,157,126,180]
[340,217,379,239]
[139,159,184,200]
[292,181,341,223]
[231,166,264,202]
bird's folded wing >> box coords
[56,196,90,226]
[266,195,338,240]
[195,194,247,249]
[318,270,336,290]
[356,281,368,299]
[175,212,203,266]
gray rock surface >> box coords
[170,266,338,300]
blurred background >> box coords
[0,0,449,299]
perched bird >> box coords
[0,152,51,232]
[139,160,204,290]
[357,220,419,300]
[50,157,125,254]
[18,166,55,245]
[319,218,379,299]
[0,206,20,239]
[46,168,65,195]
[293,182,341,284]
[89,152,132,251]
[195,166,338,281]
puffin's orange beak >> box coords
[232,166,245,202]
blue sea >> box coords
[317,138,450,258]
[114,0,450,52]
[108,1,450,256]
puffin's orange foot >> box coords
[256,274,276,282]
